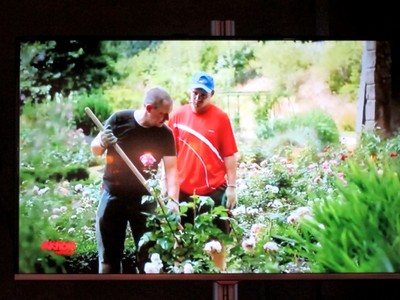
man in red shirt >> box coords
[168,72,238,270]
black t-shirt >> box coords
[102,109,176,196]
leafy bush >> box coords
[20,96,95,184]
[73,91,113,135]
[268,109,340,147]
[253,91,286,139]
[214,45,256,84]
[19,40,121,104]
[261,127,322,156]
[140,194,234,273]
[19,180,67,273]
[319,41,363,100]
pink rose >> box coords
[140,153,156,167]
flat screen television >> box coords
[15,38,400,290]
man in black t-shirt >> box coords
[90,87,179,274]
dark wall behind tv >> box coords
[1,1,399,299]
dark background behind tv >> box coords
[1,0,399,299]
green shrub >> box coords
[270,109,340,147]
[141,195,234,273]
[263,127,322,155]
[20,95,96,184]
[319,41,363,100]
[73,91,113,135]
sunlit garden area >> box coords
[19,40,400,274]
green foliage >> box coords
[214,45,256,84]
[19,121,400,273]
[19,181,67,273]
[264,109,340,147]
[20,40,362,133]
[73,91,113,135]
[19,41,56,105]
[253,91,286,138]
[199,44,219,73]
[262,127,322,156]
[20,95,95,184]
[19,39,121,105]
[108,40,261,108]
[140,195,234,273]
[101,40,161,59]
[319,41,363,100]
[292,158,400,272]
[357,129,400,158]
[253,41,317,93]
[237,139,269,164]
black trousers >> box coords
[96,189,156,273]
[178,184,230,235]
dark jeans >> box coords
[179,184,230,235]
[96,189,156,274]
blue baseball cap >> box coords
[190,72,214,93]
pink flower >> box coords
[263,241,279,252]
[287,206,312,224]
[250,223,266,238]
[313,177,322,183]
[140,153,156,167]
[239,162,247,169]
[241,237,256,252]
[308,163,317,170]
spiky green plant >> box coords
[292,157,400,272]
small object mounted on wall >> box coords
[211,20,235,36]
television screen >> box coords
[16,38,400,281]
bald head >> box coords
[143,87,172,108]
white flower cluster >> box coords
[230,205,262,217]
[204,240,222,254]
[183,263,194,274]
[265,184,279,194]
[144,253,164,274]
[32,186,50,195]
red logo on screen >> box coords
[40,240,76,256]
